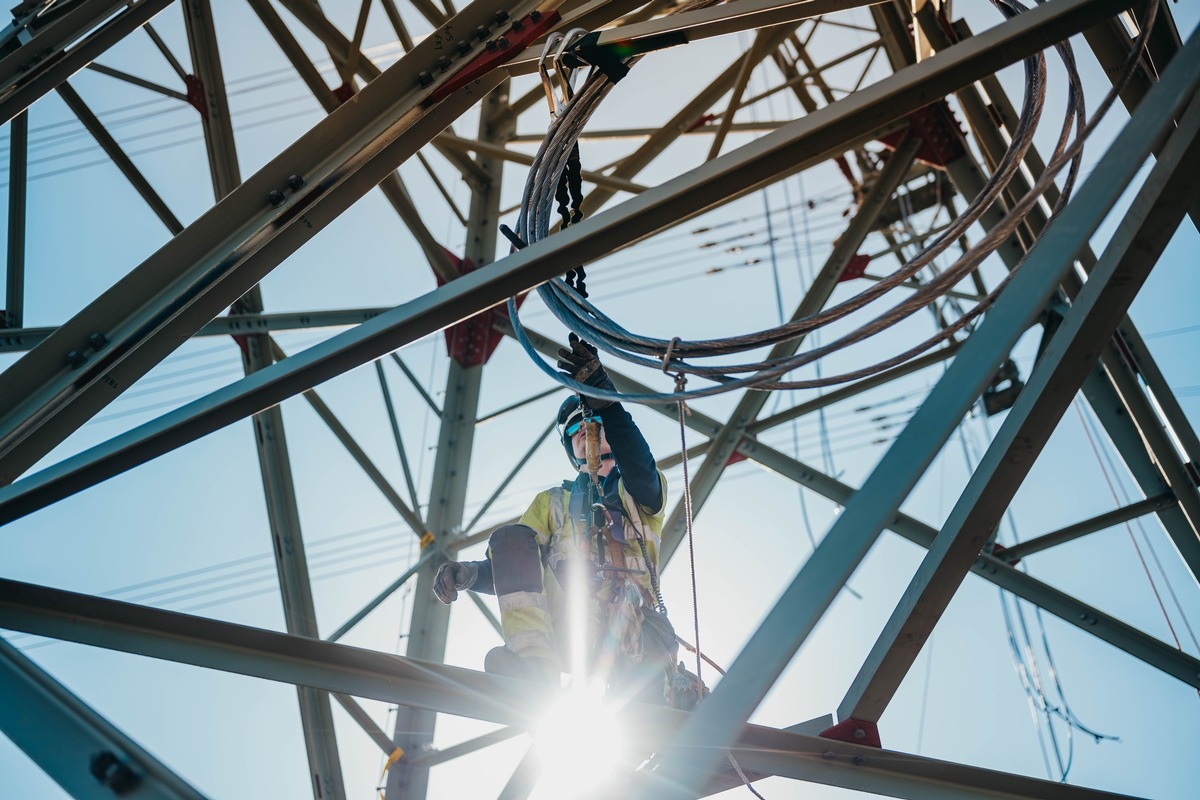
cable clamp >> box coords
[419,532,436,550]
[661,337,681,373]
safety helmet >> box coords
[556,395,611,467]
[557,396,586,466]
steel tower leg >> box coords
[184,2,344,796]
[387,80,510,800]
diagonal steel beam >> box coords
[0,0,1146,525]
[0,636,209,800]
[4,110,27,329]
[0,577,1150,800]
[0,0,531,485]
[279,341,428,539]
[56,82,184,235]
[838,89,1200,725]
[923,7,1200,566]
[659,130,922,564]
[275,0,488,188]
[575,24,797,216]
[506,321,1200,689]
[246,0,460,282]
[641,18,1198,795]
[0,0,175,126]
[184,4,346,795]
[1003,492,1178,562]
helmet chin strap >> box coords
[573,452,614,467]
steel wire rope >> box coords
[517,16,1051,358]
[1074,398,1200,658]
[969,405,1122,780]
[507,0,1158,406]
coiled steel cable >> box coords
[508,0,1161,404]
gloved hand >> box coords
[557,333,616,409]
[433,561,479,604]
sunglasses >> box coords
[564,416,602,438]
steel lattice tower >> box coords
[0,1,1197,799]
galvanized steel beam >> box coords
[0,0,175,126]
[0,578,1148,800]
[640,16,1193,794]
[0,0,530,485]
[659,131,921,564]
[838,88,1200,724]
[0,636,209,800]
[4,110,27,330]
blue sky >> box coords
[1,1,1198,798]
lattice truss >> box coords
[0,0,1196,798]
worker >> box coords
[433,334,681,704]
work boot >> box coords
[484,646,560,685]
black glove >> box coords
[433,561,479,604]
[557,333,615,409]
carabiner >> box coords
[538,32,565,117]
[553,28,592,107]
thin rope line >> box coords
[1073,402,1183,649]
[677,391,703,688]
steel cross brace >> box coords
[633,18,1200,794]
[0,578,1149,800]
[838,81,1200,726]
[0,0,1137,516]
[0,308,395,354]
[0,636,209,800]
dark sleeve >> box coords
[469,558,495,595]
[601,402,663,513]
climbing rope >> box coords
[506,0,1161,407]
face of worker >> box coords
[571,422,613,473]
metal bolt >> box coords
[1078,612,1088,621]
[88,332,108,350]
[89,751,140,793]
[436,55,452,70]
[530,10,542,21]
[475,25,490,40]
[496,36,510,49]
[417,70,434,87]
[267,189,285,207]
[822,750,836,760]
[494,10,509,23]
[510,18,524,31]
[66,350,86,369]
[287,174,305,191]
[852,727,866,740]
[456,39,471,55]
[485,40,497,51]
[853,755,867,767]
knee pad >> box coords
[488,525,543,595]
